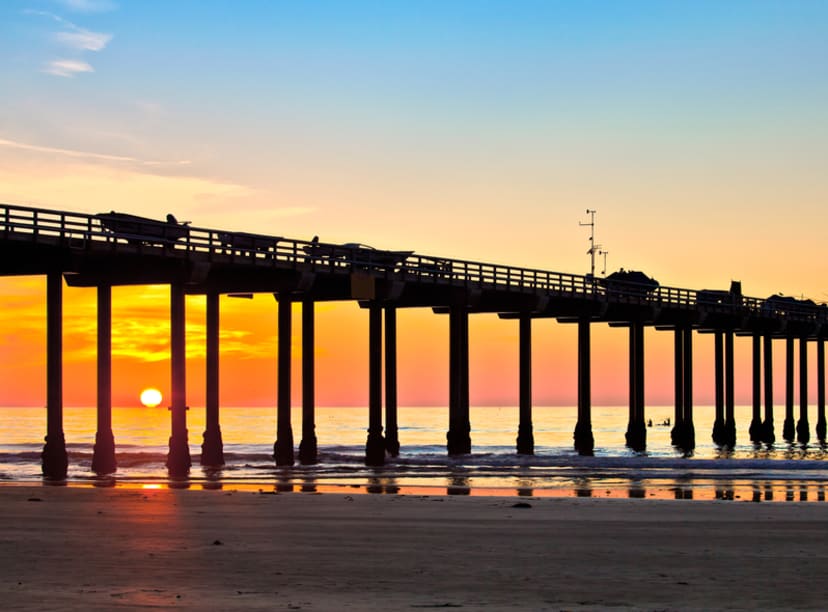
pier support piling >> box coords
[784,337,795,443]
[92,284,117,475]
[166,282,191,477]
[724,330,737,448]
[274,294,295,466]
[683,327,696,449]
[384,306,400,457]
[671,326,695,451]
[42,271,68,480]
[749,333,762,443]
[817,337,826,442]
[298,299,318,464]
[447,305,471,455]
[516,314,534,455]
[762,333,776,444]
[712,332,726,446]
[797,337,810,445]
[201,291,224,467]
[671,327,684,448]
[625,322,646,452]
[365,303,386,466]
[573,317,594,455]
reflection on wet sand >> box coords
[447,474,470,495]
[674,487,693,500]
[63,471,828,503]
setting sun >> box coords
[140,388,163,408]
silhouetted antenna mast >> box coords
[579,209,603,278]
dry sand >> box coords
[1,485,826,611]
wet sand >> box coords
[1,485,827,610]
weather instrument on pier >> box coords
[579,209,606,278]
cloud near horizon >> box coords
[0,137,191,167]
[0,143,268,229]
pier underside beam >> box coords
[201,291,224,467]
[167,282,192,477]
[42,271,68,480]
[92,284,117,475]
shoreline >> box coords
[1,485,827,610]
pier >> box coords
[0,203,826,479]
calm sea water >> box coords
[2,404,828,501]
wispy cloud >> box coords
[55,29,112,52]
[0,136,191,167]
[25,9,113,77]
[55,0,117,13]
[43,58,94,77]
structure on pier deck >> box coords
[0,203,825,478]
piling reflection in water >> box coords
[53,475,828,503]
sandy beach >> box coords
[0,486,826,610]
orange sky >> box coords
[0,274,821,409]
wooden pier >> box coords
[0,203,825,479]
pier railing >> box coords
[1,203,826,326]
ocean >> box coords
[2,404,828,501]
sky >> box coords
[0,0,826,409]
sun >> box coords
[140,388,163,408]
